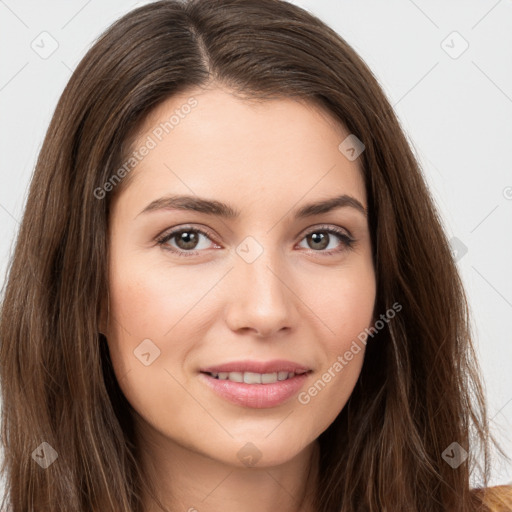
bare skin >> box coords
[101,83,376,512]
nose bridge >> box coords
[237,233,288,302]
[225,233,295,335]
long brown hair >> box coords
[0,1,508,510]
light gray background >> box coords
[1,0,511,488]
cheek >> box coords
[104,251,224,405]
[307,259,376,349]
[298,348,365,442]
[107,251,211,337]
[294,263,375,426]
[104,263,199,427]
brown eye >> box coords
[173,230,201,250]
[156,226,219,257]
[306,232,330,250]
[298,226,354,255]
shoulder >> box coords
[471,485,512,511]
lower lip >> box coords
[199,372,310,409]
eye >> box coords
[156,224,355,257]
[297,225,355,255]
[156,226,219,257]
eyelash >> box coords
[156,224,355,258]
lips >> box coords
[198,359,312,408]
[199,359,311,374]
[199,371,310,408]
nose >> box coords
[224,247,298,338]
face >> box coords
[101,85,376,469]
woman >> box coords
[0,0,510,511]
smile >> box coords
[204,370,308,384]
[199,370,312,408]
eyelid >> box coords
[300,223,352,239]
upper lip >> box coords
[200,359,311,374]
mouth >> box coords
[200,369,309,384]
[198,362,313,408]
[199,359,311,376]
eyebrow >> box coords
[136,193,367,219]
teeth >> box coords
[208,370,303,383]
[227,372,243,382]
[244,372,261,384]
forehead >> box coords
[114,86,366,213]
